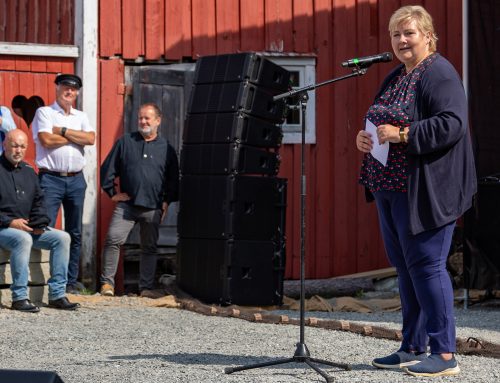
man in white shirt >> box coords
[32,74,95,294]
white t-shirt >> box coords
[32,102,94,172]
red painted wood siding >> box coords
[98,0,464,279]
[0,0,74,44]
[0,55,74,166]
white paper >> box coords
[365,119,389,166]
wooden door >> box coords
[123,63,195,247]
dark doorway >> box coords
[122,63,195,290]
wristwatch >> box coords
[399,127,407,143]
[61,127,67,137]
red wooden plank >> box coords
[59,0,73,44]
[0,1,6,41]
[60,58,75,74]
[46,58,63,73]
[15,56,31,72]
[122,0,145,59]
[311,0,334,277]
[26,0,37,43]
[292,0,314,53]
[0,73,5,111]
[145,0,165,60]
[16,0,28,42]
[36,0,49,43]
[49,0,60,43]
[330,0,359,276]
[164,0,193,60]
[99,0,122,58]
[215,0,240,54]
[354,0,387,273]
[5,0,17,42]
[16,72,37,166]
[3,71,20,127]
[192,0,217,57]
[99,58,125,293]
[265,0,294,52]
[240,0,265,51]
[0,55,16,71]
[445,0,463,75]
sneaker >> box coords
[405,354,460,377]
[372,351,427,369]
[100,283,115,296]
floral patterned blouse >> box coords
[359,53,438,193]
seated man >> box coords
[0,129,79,312]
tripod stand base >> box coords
[225,343,351,383]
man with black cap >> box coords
[32,73,95,294]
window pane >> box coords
[285,70,301,125]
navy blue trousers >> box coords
[373,190,456,353]
[40,172,87,286]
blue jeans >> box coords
[374,190,456,354]
[0,227,70,301]
[39,172,86,286]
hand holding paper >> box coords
[365,119,389,166]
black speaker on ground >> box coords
[0,370,64,383]
[178,175,287,240]
[177,238,285,305]
[183,112,282,147]
[464,174,500,290]
[188,81,286,123]
[180,143,279,176]
[193,52,290,91]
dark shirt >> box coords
[363,53,477,234]
[0,154,49,228]
[100,132,179,209]
[360,53,438,193]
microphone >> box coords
[341,52,393,68]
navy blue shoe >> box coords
[372,351,427,369]
[405,354,460,377]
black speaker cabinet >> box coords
[178,175,287,240]
[177,238,285,305]
[464,175,500,290]
[183,112,282,147]
[180,143,279,176]
[0,370,64,383]
[187,81,286,123]
[193,52,290,92]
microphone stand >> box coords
[225,66,368,382]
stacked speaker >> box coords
[463,174,500,290]
[177,53,290,306]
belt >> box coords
[39,168,82,177]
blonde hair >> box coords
[389,5,438,52]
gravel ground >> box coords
[0,299,498,383]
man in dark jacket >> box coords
[99,103,179,297]
[0,129,79,311]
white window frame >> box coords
[265,56,316,144]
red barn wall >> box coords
[98,0,464,279]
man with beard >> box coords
[99,103,179,297]
[0,129,79,311]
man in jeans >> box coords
[32,74,96,294]
[100,103,179,296]
[0,130,79,311]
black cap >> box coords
[54,74,82,89]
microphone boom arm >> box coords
[273,67,368,101]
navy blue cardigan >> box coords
[368,53,477,234]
